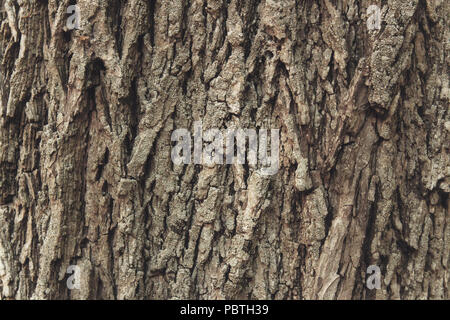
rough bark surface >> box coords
[0,0,448,300]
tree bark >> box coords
[0,0,448,300]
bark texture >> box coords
[0,0,448,300]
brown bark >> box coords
[0,0,448,300]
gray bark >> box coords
[0,0,448,299]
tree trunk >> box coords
[0,0,448,300]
